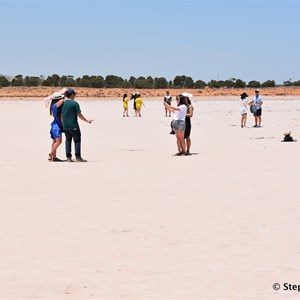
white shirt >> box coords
[174,105,187,121]
[240,98,248,114]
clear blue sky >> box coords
[1,0,299,84]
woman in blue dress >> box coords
[48,92,65,161]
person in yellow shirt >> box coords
[135,94,145,117]
[122,93,129,117]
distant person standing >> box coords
[184,96,194,155]
[131,92,139,116]
[251,89,263,127]
[163,91,172,117]
[135,94,145,117]
[61,89,93,162]
[239,92,249,128]
[122,93,129,117]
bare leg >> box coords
[49,137,62,159]
[241,114,247,127]
[49,140,55,160]
[258,116,261,126]
[175,130,186,154]
[186,137,191,153]
[177,139,182,153]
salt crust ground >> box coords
[0,98,300,299]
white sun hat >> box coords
[44,91,65,107]
[181,92,193,98]
[51,92,64,100]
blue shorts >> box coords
[50,123,62,140]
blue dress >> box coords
[50,104,63,139]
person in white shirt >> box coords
[239,92,249,128]
[164,95,187,156]
[163,91,172,117]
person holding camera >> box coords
[164,95,187,156]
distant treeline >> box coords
[0,74,300,89]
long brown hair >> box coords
[49,99,61,116]
[176,95,187,106]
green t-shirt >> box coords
[62,100,81,130]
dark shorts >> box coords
[184,123,191,139]
[254,108,262,117]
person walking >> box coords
[240,92,249,128]
[163,91,172,117]
[61,89,93,162]
[251,89,263,127]
[164,95,187,156]
[48,92,65,161]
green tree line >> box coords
[0,74,299,88]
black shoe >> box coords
[67,157,73,163]
[76,157,87,162]
[52,157,63,162]
[169,130,175,135]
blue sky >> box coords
[0,0,299,84]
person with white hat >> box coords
[183,94,194,155]
[48,92,65,161]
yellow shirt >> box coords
[135,97,142,109]
[123,97,128,108]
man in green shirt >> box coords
[62,89,93,162]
